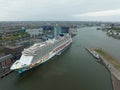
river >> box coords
[1,26,120,90]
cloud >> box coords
[0,0,120,21]
[74,9,120,17]
[0,0,75,21]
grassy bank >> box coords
[94,49,120,71]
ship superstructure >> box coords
[10,34,72,73]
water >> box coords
[1,27,120,90]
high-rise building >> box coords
[61,27,69,33]
[54,25,62,38]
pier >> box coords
[86,48,120,90]
[93,49,120,90]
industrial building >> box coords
[0,54,14,77]
[4,45,24,59]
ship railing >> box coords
[23,53,36,56]
[22,50,36,55]
[24,45,42,53]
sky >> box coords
[0,0,120,21]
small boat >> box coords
[91,50,99,59]
[86,48,99,59]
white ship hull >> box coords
[11,37,72,73]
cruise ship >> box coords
[10,34,72,73]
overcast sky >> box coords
[0,0,120,21]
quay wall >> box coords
[97,52,120,90]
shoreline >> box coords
[86,48,120,90]
[95,49,120,90]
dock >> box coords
[0,71,13,78]
[0,54,15,79]
[94,49,120,90]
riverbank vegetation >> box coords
[0,32,30,43]
[94,49,120,71]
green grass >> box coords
[0,32,30,42]
[94,49,120,71]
